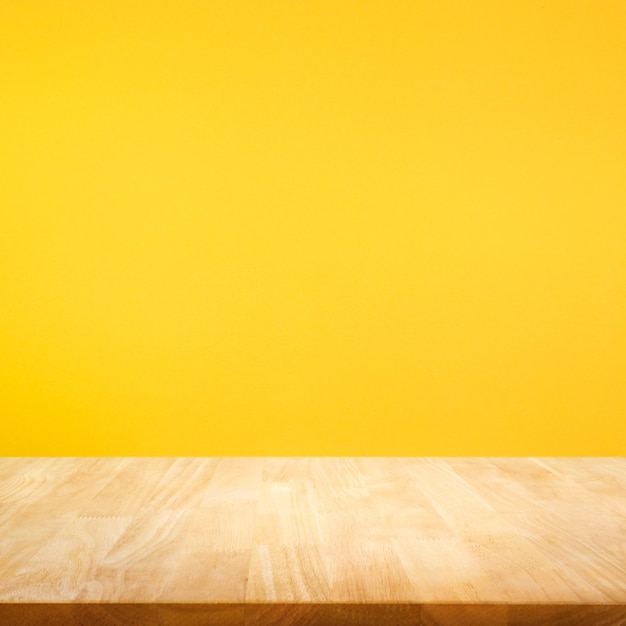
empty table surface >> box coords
[1,457,625,625]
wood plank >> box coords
[1,603,625,625]
[0,457,624,624]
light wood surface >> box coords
[1,457,625,625]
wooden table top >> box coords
[1,457,625,625]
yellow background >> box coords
[1,1,624,455]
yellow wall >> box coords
[1,1,624,455]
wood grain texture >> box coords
[1,458,625,625]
